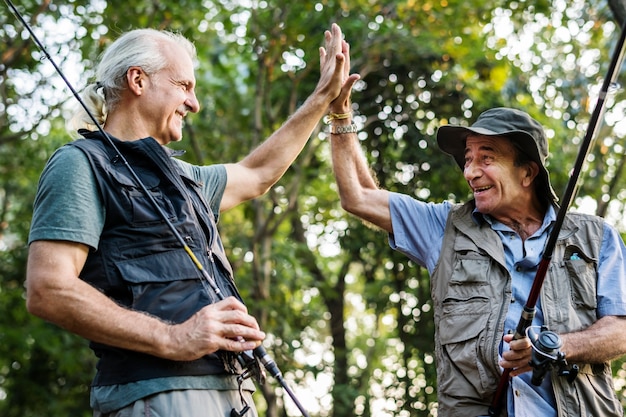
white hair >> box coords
[67,29,196,134]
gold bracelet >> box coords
[323,112,352,125]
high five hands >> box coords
[319,23,360,115]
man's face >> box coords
[141,43,200,145]
[463,135,533,220]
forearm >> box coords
[330,128,392,232]
[28,277,261,361]
[26,241,172,358]
[221,24,360,210]
[330,126,375,204]
[238,91,331,191]
[561,315,626,363]
[28,268,171,358]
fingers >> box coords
[317,24,361,116]
[342,40,351,79]
[500,335,533,376]
[329,22,342,52]
[328,72,360,115]
[165,297,266,361]
[509,336,532,351]
[320,25,342,69]
[319,46,326,61]
[217,295,250,314]
[210,297,265,337]
[322,24,341,55]
[510,364,533,377]
[322,25,360,113]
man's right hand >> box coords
[162,296,265,361]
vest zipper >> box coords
[492,276,509,376]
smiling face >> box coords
[463,135,539,221]
[139,41,200,145]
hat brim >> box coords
[436,125,559,203]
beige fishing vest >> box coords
[431,202,622,417]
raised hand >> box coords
[318,23,360,109]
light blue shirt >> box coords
[388,192,626,416]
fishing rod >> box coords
[486,17,626,417]
[4,1,311,416]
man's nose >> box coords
[186,91,200,113]
[463,160,480,180]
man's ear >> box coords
[523,161,540,187]
[126,66,146,96]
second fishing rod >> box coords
[4,1,311,416]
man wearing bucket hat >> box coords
[328,107,626,416]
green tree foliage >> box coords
[2,0,626,416]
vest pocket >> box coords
[439,296,492,394]
[109,165,178,226]
[440,297,489,344]
[126,188,177,225]
[438,255,493,394]
[115,249,213,323]
[555,362,621,416]
[563,245,597,310]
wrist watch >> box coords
[330,123,358,135]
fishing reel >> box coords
[526,326,578,386]
[237,349,267,385]
[221,349,268,417]
[222,349,267,385]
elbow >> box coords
[25,276,55,321]
[247,175,276,200]
[339,193,367,218]
[25,284,46,319]
[337,187,392,232]
[340,197,359,215]
[337,183,371,216]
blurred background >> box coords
[2,0,626,416]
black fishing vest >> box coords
[72,130,241,386]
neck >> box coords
[505,217,542,241]
[103,103,151,142]
[493,199,547,241]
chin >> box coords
[474,201,493,215]
[172,128,184,141]
[161,133,183,144]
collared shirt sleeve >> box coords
[388,192,451,273]
[597,222,626,317]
